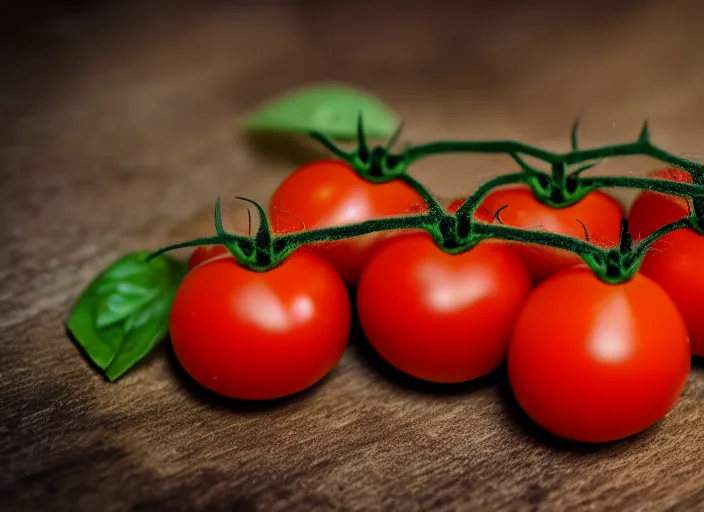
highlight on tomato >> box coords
[628,167,704,355]
[170,248,351,400]
[474,185,624,282]
[356,232,532,383]
[268,160,425,286]
[508,267,690,443]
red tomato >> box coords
[508,267,690,443]
[188,245,230,270]
[638,229,704,356]
[269,160,424,285]
[477,185,624,282]
[356,233,532,383]
[169,249,351,400]
[628,168,704,354]
[628,168,691,240]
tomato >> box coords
[508,267,690,443]
[269,160,424,285]
[637,229,704,356]
[169,249,351,400]
[188,245,230,270]
[476,185,624,282]
[356,233,532,383]
[628,168,691,240]
[628,168,704,354]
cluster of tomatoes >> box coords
[169,161,703,443]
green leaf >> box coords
[66,251,187,382]
[243,84,399,140]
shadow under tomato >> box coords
[494,363,661,454]
[243,132,330,169]
[690,355,704,370]
[346,290,652,452]
[346,287,501,396]
[163,339,328,413]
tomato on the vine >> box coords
[187,194,491,274]
[637,229,704,356]
[356,233,532,383]
[628,168,691,240]
[508,267,690,443]
[170,248,351,400]
[474,185,624,282]
[628,168,704,355]
[268,160,424,285]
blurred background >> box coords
[2,0,704,237]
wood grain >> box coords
[3,1,704,510]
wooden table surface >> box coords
[4,1,704,510]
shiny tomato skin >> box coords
[357,233,532,383]
[169,249,351,400]
[628,168,691,240]
[478,185,624,282]
[269,160,424,286]
[508,268,690,443]
[628,168,704,354]
[188,245,230,270]
[639,228,704,356]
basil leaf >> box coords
[66,251,187,382]
[243,84,399,140]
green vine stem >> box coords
[310,116,704,208]
[148,123,704,285]
[148,195,699,286]
[690,171,704,233]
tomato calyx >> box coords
[309,115,410,183]
[582,219,638,284]
[583,217,695,284]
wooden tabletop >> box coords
[4,1,704,510]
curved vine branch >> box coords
[149,123,704,284]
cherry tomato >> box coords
[170,249,351,400]
[477,185,624,282]
[508,267,690,443]
[628,168,691,240]
[269,160,424,285]
[637,229,704,356]
[628,168,704,354]
[188,245,230,270]
[356,233,532,383]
